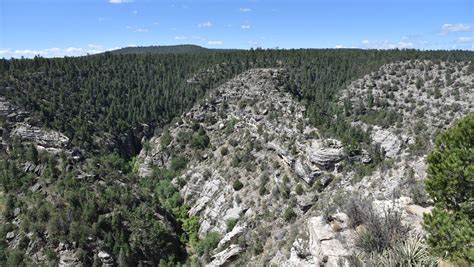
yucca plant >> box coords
[348,235,439,267]
[396,235,438,267]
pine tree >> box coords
[423,114,474,262]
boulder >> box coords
[217,224,246,249]
[405,205,433,218]
[306,139,345,169]
[58,250,82,267]
[98,251,114,267]
[6,231,15,240]
[294,158,322,185]
[371,127,402,158]
[13,207,21,217]
[307,216,351,266]
[207,245,244,267]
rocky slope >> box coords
[138,61,473,266]
[138,68,355,265]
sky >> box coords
[0,0,473,58]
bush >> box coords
[423,115,473,262]
[259,174,269,196]
[160,128,172,148]
[408,180,430,206]
[232,179,243,191]
[226,218,238,232]
[280,183,290,199]
[356,208,411,253]
[283,207,296,222]
[295,184,304,195]
[195,232,221,256]
[348,235,437,267]
[170,156,188,172]
[220,146,228,156]
[344,193,373,228]
[191,131,210,149]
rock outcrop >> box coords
[1,97,70,153]
[371,127,402,158]
[11,123,69,151]
[207,245,244,267]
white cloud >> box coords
[0,45,114,58]
[109,0,134,4]
[360,39,415,49]
[241,24,251,29]
[126,26,149,32]
[66,47,83,53]
[134,28,149,32]
[207,40,223,45]
[98,17,106,22]
[14,49,40,55]
[132,10,138,15]
[441,23,474,35]
[0,49,12,55]
[175,36,204,41]
[335,45,344,48]
[88,44,102,49]
[397,41,413,48]
[240,8,251,12]
[197,21,212,28]
[248,40,261,46]
[457,36,473,43]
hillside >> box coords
[0,49,473,266]
[138,63,473,266]
[108,45,234,55]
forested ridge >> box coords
[0,48,473,266]
[108,44,236,55]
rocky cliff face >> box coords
[138,61,473,266]
[1,97,71,154]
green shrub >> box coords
[283,207,296,222]
[348,235,437,267]
[280,183,290,199]
[423,114,473,262]
[226,218,238,232]
[170,156,188,172]
[220,146,229,156]
[191,132,210,149]
[408,180,430,206]
[295,184,304,195]
[356,208,411,253]
[232,179,243,191]
[259,173,269,196]
[160,128,172,148]
[195,232,221,256]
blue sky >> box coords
[1,0,473,58]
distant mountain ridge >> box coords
[108,44,237,55]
